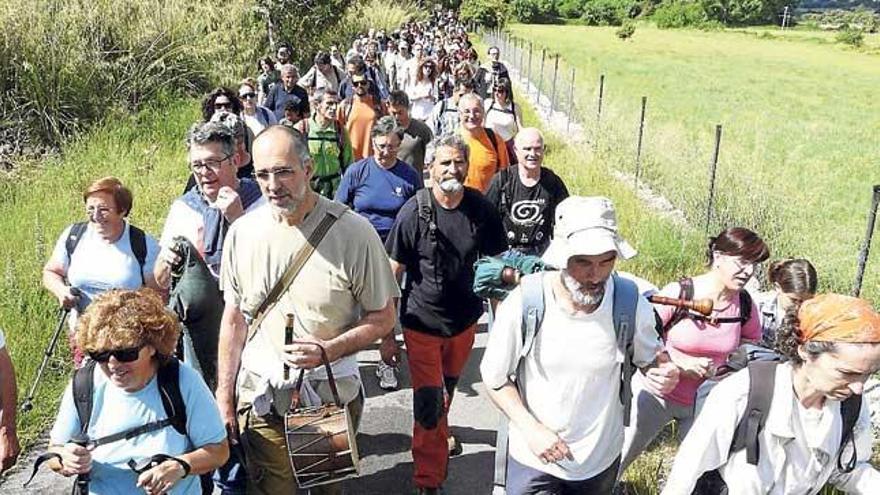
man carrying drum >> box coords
[216,125,399,494]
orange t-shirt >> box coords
[462,128,510,194]
[338,97,379,161]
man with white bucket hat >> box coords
[481,196,679,495]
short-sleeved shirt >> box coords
[481,273,662,480]
[485,166,569,253]
[334,157,423,241]
[49,363,226,495]
[220,198,400,383]
[49,222,160,327]
[385,188,507,337]
[397,119,433,172]
[656,281,761,405]
[462,127,510,194]
[338,96,380,161]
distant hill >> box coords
[798,0,878,10]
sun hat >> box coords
[542,196,637,267]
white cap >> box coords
[542,196,637,267]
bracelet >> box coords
[167,456,191,477]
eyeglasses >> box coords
[255,166,297,182]
[214,101,233,110]
[373,142,400,151]
[190,154,232,173]
[86,206,115,217]
[239,93,256,99]
[88,345,143,363]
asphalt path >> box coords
[0,316,500,495]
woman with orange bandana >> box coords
[662,294,880,494]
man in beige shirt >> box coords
[216,125,399,494]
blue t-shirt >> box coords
[50,362,226,494]
[335,157,422,241]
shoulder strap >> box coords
[518,272,546,364]
[661,277,693,336]
[612,273,639,427]
[343,98,354,121]
[731,360,778,465]
[157,359,187,436]
[334,119,347,173]
[837,394,862,473]
[65,222,89,261]
[416,188,436,238]
[739,290,753,324]
[246,209,342,342]
[128,225,148,285]
[73,360,98,436]
[485,128,500,158]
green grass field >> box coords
[502,23,880,303]
[1,97,197,447]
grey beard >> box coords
[439,178,464,193]
[562,270,604,307]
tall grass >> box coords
[0,0,263,147]
[1,95,198,446]
[340,0,429,38]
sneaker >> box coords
[447,435,462,456]
[376,361,399,390]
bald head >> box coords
[514,127,545,171]
[253,125,311,169]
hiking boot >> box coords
[447,434,462,456]
[376,361,398,390]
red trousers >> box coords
[404,324,476,489]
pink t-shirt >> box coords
[656,282,761,405]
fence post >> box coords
[852,185,880,297]
[526,42,533,91]
[519,37,525,74]
[566,68,576,133]
[634,96,647,188]
[704,124,723,236]
[549,54,560,117]
[596,74,605,127]
[537,48,546,109]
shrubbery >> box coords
[652,0,709,27]
[836,26,865,46]
[581,0,641,26]
[558,0,586,18]
[801,7,879,33]
[510,0,558,23]
[460,0,510,28]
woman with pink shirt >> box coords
[618,227,769,477]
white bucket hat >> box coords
[542,196,637,268]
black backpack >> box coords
[693,360,862,494]
[660,277,752,336]
[65,222,148,285]
[73,359,187,445]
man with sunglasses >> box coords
[264,64,309,121]
[217,126,399,494]
[338,73,386,161]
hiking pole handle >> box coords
[71,434,90,493]
[648,295,714,317]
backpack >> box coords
[66,222,148,285]
[73,359,187,446]
[660,277,752,336]
[302,118,348,179]
[493,271,640,492]
[484,128,501,170]
[692,360,862,494]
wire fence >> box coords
[480,27,879,297]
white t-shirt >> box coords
[50,363,226,494]
[484,98,521,142]
[49,223,159,329]
[481,273,662,480]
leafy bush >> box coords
[616,20,637,38]
[581,0,640,26]
[836,26,865,46]
[558,0,586,18]
[697,0,789,25]
[511,0,559,23]
[339,0,426,40]
[460,0,510,27]
[652,0,709,28]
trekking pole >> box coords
[21,287,82,413]
[71,434,90,495]
[852,185,880,297]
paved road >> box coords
[0,318,500,495]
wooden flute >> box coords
[648,295,714,317]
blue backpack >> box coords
[492,271,640,492]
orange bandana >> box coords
[798,294,880,343]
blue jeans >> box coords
[507,456,620,495]
[212,442,247,494]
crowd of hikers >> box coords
[0,5,878,495]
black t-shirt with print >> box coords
[485,165,569,253]
[385,188,507,337]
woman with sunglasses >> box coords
[47,289,228,494]
[238,79,277,137]
[407,58,439,122]
[618,227,769,478]
[43,177,162,367]
[484,77,522,163]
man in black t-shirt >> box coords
[385,134,507,494]
[485,127,569,255]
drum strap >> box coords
[288,343,341,413]
[246,210,340,343]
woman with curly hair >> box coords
[618,227,769,477]
[663,293,880,493]
[201,87,243,123]
[47,289,228,494]
[407,58,439,122]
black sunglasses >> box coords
[352,81,368,87]
[88,345,143,363]
[214,102,232,110]
[239,93,256,99]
